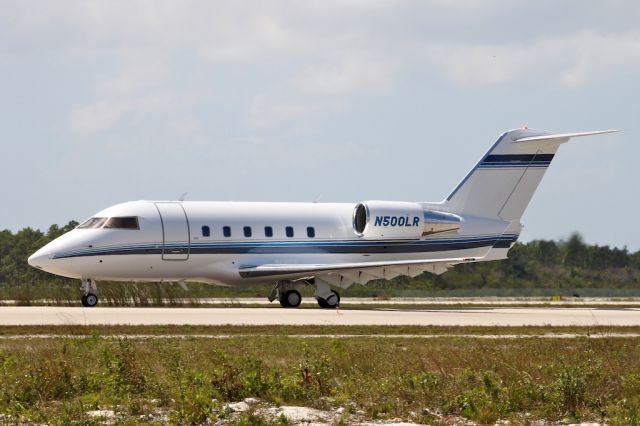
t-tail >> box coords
[442,127,617,257]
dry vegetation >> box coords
[1,324,640,336]
[1,332,640,424]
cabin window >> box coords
[307,227,315,238]
[264,226,273,237]
[223,226,231,237]
[202,226,210,237]
[243,226,252,237]
[286,226,294,238]
[77,217,108,229]
[102,217,139,230]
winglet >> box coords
[515,129,619,144]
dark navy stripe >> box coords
[493,233,519,248]
[478,163,551,167]
[54,241,492,257]
[492,240,513,248]
[481,154,554,165]
[52,234,520,259]
[478,165,550,169]
[53,237,516,259]
[54,234,516,254]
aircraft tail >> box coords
[445,128,617,221]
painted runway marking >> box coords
[2,307,640,326]
[1,333,640,340]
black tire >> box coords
[316,290,340,309]
[286,290,302,308]
[316,297,330,308]
[80,295,88,307]
[84,293,98,307]
[279,290,302,308]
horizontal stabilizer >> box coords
[515,129,618,144]
[239,257,475,279]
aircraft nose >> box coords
[28,249,51,270]
[27,232,85,279]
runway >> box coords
[1,307,640,326]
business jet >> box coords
[28,128,616,308]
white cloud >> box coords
[6,1,640,134]
[69,92,184,134]
[249,92,338,127]
[94,58,169,97]
[248,56,392,127]
[429,32,640,88]
[296,58,393,94]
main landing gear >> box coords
[316,290,340,309]
[81,278,99,307]
[269,281,302,308]
[314,278,340,309]
[280,289,302,308]
[269,280,340,309]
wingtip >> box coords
[588,129,620,134]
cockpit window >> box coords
[103,217,140,229]
[77,216,139,230]
[77,217,108,229]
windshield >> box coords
[103,217,139,229]
[77,216,139,230]
[77,217,108,229]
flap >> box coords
[238,256,475,279]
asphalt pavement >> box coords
[1,306,639,326]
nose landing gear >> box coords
[80,278,99,307]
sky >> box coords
[0,1,638,250]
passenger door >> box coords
[155,202,190,260]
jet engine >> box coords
[353,201,462,239]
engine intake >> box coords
[353,201,462,239]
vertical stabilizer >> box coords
[445,128,616,221]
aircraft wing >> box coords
[238,256,476,285]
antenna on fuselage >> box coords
[313,195,322,203]
[179,192,188,201]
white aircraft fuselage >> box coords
[28,128,616,308]
[29,200,510,285]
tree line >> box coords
[0,221,639,303]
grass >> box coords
[1,330,640,423]
[2,324,640,336]
[7,279,640,307]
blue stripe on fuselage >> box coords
[51,234,520,259]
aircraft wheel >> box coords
[316,290,340,309]
[82,293,98,307]
[279,289,302,308]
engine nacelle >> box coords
[352,201,424,239]
[353,201,462,239]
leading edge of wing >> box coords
[238,257,477,279]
